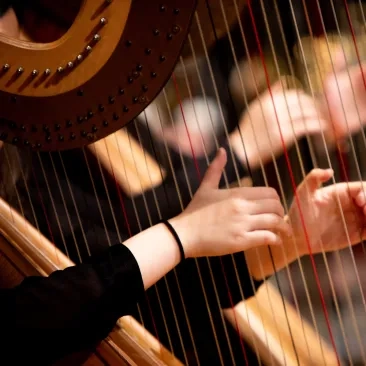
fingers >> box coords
[247,214,292,237]
[243,231,283,248]
[342,182,366,217]
[300,168,333,194]
[247,199,285,217]
[233,186,280,200]
[339,182,366,211]
[200,148,227,189]
[353,186,366,213]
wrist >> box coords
[169,214,197,259]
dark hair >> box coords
[0,1,13,16]
[0,143,30,204]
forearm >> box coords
[125,218,188,290]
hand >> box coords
[288,169,366,256]
[323,51,366,141]
[230,79,327,169]
[171,148,291,258]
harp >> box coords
[1,0,366,365]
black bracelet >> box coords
[160,220,185,261]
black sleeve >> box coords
[0,243,145,365]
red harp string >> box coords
[246,0,341,363]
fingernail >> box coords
[275,237,283,246]
[357,192,366,206]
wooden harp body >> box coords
[1,0,366,365]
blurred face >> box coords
[0,2,81,42]
[0,7,19,38]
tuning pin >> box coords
[93,34,101,42]
[77,54,83,62]
[100,18,108,25]
[31,69,39,77]
[57,67,64,73]
[67,62,74,69]
[86,45,92,53]
[44,68,51,76]
[2,64,10,72]
[17,67,24,74]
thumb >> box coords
[301,168,334,194]
[200,148,227,189]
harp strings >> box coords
[227,0,319,351]
[2,1,366,365]
[155,97,235,364]
[208,0,334,363]
[244,6,339,357]
[265,2,333,350]
[81,140,181,360]
[197,1,324,363]
[285,0,362,359]
[230,2,327,363]
[0,5,224,366]
[284,0,363,360]
[138,110,203,364]
[109,130,190,360]
[172,7,287,363]
[154,1,308,364]
[298,0,366,357]
[317,0,366,350]
[173,0,364,362]
[249,0,366,360]
[121,2,352,364]
[186,4,299,364]
[153,72,243,364]
[140,95,208,363]
[0,4,284,366]
[262,0,351,357]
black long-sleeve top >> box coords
[1,244,145,365]
[0,138,264,365]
